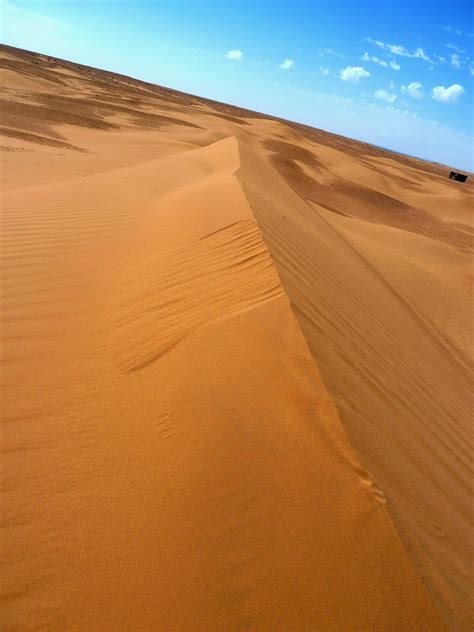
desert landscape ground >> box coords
[1,44,472,631]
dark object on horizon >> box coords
[449,171,468,183]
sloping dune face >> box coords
[0,45,469,630]
[236,129,473,630]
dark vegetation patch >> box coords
[0,127,88,152]
[0,144,33,153]
[0,101,64,140]
[357,157,425,191]
[204,111,250,126]
[126,112,202,129]
[88,94,148,107]
[285,120,458,184]
[0,58,66,86]
[263,139,323,168]
[30,93,202,130]
[265,138,473,251]
[199,98,271,121]
[0,98,118,131]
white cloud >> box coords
[469,63,474,76]
[389,60,401,70]
[282,87,473,171]
[191,48,213,57]
[401,81,423,99]
[442,26,464,36]
[413,47,430,61]
[340,66,371,84]
[432,84,465,104]
[366,38,384,48]
[446,43,465,53]
[365,37,433,63]
[450,53,461,68]
[387,43,409,56]
[319,67,330,76]
[1,0,69,51]
[322,48,344,58]
[225,49,243,61]
[291,87,354,107]
[279,58,295,70]
[358,105,472,170]
[374,89,397,103]
[1,0,67,29]
[362,52,388,67]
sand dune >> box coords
[1,45,472,630]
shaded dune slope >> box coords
[236,137,473,630]
[1,45,472,630]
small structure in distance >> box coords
[449,171,468,183]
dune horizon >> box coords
[1,44,472,631]
[4,44,473,176]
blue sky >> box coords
[1,0,473,170]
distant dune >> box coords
[1,45,472,631]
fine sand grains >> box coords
[2,44,472,630]
[1,132,445,630]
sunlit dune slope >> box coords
[1,44,471,630]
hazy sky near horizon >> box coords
[1,0,473,169]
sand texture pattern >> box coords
[1,45,472,631]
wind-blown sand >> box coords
[1,45,472,631]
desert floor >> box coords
[1,45,472,631]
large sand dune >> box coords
[1,45,472,630]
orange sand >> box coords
[1,45,472,631]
